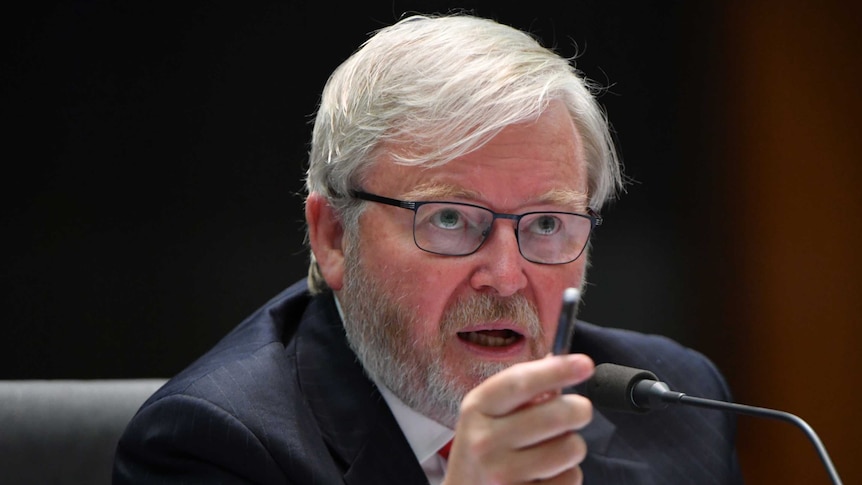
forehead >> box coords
[364,102,589,209]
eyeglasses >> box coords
[351,190,601,265]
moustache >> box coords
[439,293,543,339]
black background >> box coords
[3,1,723,379]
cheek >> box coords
[403,263,464,340]
[408,264,459,328]
[359,234,463,339]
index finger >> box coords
[462,353,594,417]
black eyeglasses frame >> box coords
[350,189,601,265]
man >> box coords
[114,14,742,484]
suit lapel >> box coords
[295,294,430,485]
[570,323,656,484]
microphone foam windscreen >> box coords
[586,363,659,413]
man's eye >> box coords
[430,208,464,229]
[528,215,561,235]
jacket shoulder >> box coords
[574,321,732,401]
[114,280,340,483]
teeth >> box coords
[461,331,519,347]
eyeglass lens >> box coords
[412,202,591,264]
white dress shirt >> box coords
[375,382,455,484]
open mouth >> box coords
[457,329,524,347]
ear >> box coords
[305,192,346,291]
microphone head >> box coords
[586,363,659,413]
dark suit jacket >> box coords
[114,280,743,484]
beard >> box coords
[338,240,545,428]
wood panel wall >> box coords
[714,2,861,483]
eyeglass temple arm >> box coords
[350,190,417,210]
[588,208,603,226]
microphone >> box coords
[585,363,843,485]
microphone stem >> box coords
[668,393,842,485]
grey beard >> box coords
[338,242,543,428]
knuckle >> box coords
[551,466,584,485]
[564,432,588,464]
[541,395,592,432]
[459,393,480,415]
[568,394,593,429]
[571,465,584,485]
[469,429,496,457]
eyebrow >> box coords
[401,183,590,211]
[402,183,480,200]
[543,188,590,210]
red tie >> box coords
[437,439,453,460]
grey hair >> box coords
[305,13,623,293]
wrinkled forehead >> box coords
[359,102,589,206]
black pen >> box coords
[552,287,580,355]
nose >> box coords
[468,220,528,297]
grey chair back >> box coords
[0,379,166,485]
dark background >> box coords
[3,0,713,379]
[3,1,860,484]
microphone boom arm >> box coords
[633,378,843,485]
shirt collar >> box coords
[375,381,455,464]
